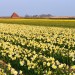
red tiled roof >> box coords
[11,12,20,18]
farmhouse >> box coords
[11,12,20,18]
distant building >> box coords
[11,12,20,18]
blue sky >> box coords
[0,0,75,16]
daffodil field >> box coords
[0,23,75,75]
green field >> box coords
[0,19,75,28]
